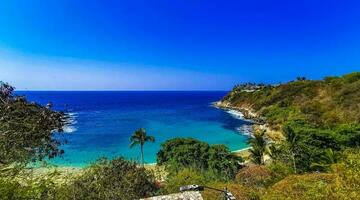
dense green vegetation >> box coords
[247,130,268,165]
[1,72,359,199]
[0,157,159,200]
[223,72,360,128]
[157,138,242,181]
[221,72,360,173]
[60,157,158,200]
[0,82,68,166]
[211,72,360,199]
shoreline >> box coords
[231,147,251,153]
[30,146,252,170]
[214,100,283,141]
[212,101,264,124]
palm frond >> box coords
[129,140,140,148]
[129,128,155,147]
[145,136,155,142]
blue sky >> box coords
[1,0,360,90]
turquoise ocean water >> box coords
[18,91,252,167]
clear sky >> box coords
[1,0,360,90]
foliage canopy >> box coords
[157,138,242,180]
[0,82,68,166]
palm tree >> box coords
[248,130,268,165]
[283,125,299,173]
[130,128,155,166]
[310,148,339,171]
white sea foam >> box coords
[236,125,253,136]
[63,126,77,133]
[68,112,79,117]
[64,112,78,133]
[67,118,78,125]
[226,109,245,120]
[67,115,77,122]
[226,109,254,123]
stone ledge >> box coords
[142,191,203,200]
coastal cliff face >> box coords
[218,72,360,130]
[216,72,360,144]
[215,99,282,141]
[214,100,261,122]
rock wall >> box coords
[142,191,203,200]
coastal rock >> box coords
[214,100,265,124]
[215,100,283,141]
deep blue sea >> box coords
[17,91,252,167]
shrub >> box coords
[267,161,294,183]
[330,149,360,199]
[235,165,272,187]
[62,157,158,200]
[164,168,207,193]
[342,72,360,83]
[263,173,341,200]
[0,170,62,200]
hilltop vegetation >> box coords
[219,73,360,161]
[221,72,360,128]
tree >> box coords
[0,82,68,166]
[248,130,268,165]
[157,138,210,172]
[296,76,307,81]
[310,148,340,171]
[268,143,292,167]
[157,138,242,180]
[208,144,243,180]
[130,128,155,166]
[282,124,300,173]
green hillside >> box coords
[221,72,360,128]
[218,72,360,149]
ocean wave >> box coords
[68,112,78,117]
[64,112,78,133]
[226,109,254,123]
[63,126,77,133]
[236,125,253,136]
[67,118,78,125]
[226,109,245,120]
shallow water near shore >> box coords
[17,91,251,167]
